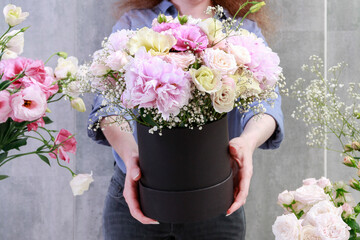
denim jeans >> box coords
[103,165,246,240]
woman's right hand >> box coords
[101,117,159,224]
[123,153,159,224]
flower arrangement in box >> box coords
[0,4,93,195]
[73,1,284,222]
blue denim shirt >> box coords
[88,0,284,173]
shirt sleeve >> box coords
[87,13,132,146]
[239,20,284,149]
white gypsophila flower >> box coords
[3,4,29,27]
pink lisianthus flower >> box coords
[0,90,12,123]
[122,48,191,119]
[27,117,45,131]
[49,129,77,163]
[10,84,47,122]
[153,22,181,33]
[226,35,282,89]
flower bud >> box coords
[355,112,360,119]
[57,51,68,59]
[344,144,353,152]
[343,156,356,167]
[157,14,167,24]
[46,107,52,113]
[178,15,188,25]
[351,141,360,151]
[71,97,86,112]
[349,179,360,190]
[249,1,266,13]
[70,172,94,196]
[277,190,294,207]
[354,205,360,213]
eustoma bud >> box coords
[157,14,167,24]
[249,1,266,13]
[178,15,188,25]
[71,97,86,112]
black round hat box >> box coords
[137,115,233,223]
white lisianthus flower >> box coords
[198,18,226,43]
[54,56,79,79]
[2,48,18,59]
[70,172,94,196]
[65,81,82,98]
[3,4,29,27]
[211,77,236,113]
[4,30,24,55]
[272,214,301,240]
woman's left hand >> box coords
[226,136,255,216]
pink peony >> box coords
[162,52,196,70]
[27,117,45,131]
[10,84,47,122]
[107,29,132,52]
[122,48,191,119]
[0,90,12,123]
[49,129,77,163]
[226,35,282,89]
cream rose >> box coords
[54,56,79,79]
[70,172,94,196]
[272,214,301,240]
[304,200,342,226]
[202,48,238,75]
[105,51,128,71]
[198,18,226,43]
[163,52,195,70]
[293,184,329,206]
[128,27,176,56]
[278,190,295,206]
[190,66,222,93]
[300,225,321,240]
[3,4,29,27]
[211,77,236,113]
[4,30,24,55]
[226,43,251,65]
[316,214,350,240]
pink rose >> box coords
[277,190,295,206]
[293,185,329,206]
[49,129,77,163]
[162,52,196,70]
[317,177,331,189]
[10,85,47,122]
[27,117,45,131]
[303,178,317,185]
[202,48,238,75]
[0,90,12,123]
[316,214,350,239]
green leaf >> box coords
[0,80,11,91]
[0,175,9,180]
[2,138,27,151]
[14,121,29,129]
[0,152,8,163]
[43,117,53,124]
[345,218,360,233]
[37,154,51,166]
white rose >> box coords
[317,177,331,189]
[90,62,110,76]
[70,172,94,196]
[4,30,24,55]
[211,77,236,113]
[272,214,301,240]
[300,225,321,240]
[294,184,329,206]
[316,214,350,240]
[226,43,251,65]
[3,4,29,27]
[202,48,238,75]
[163,52,196,70]
[105,51,128,71]
[198,18,226,43]
[304,200,342,226]
[54,56,79,79]
[278,190,295,206]
[1,48,18,59]
[303,178,317,185]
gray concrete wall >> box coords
[0,1,358,239]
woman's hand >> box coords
[101,117,159,224]
[227,136,255,216]
[226,114,277,216]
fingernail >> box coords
[226,212,232,217]
[150,221,160,224]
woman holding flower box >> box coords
[88,0,284,239]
